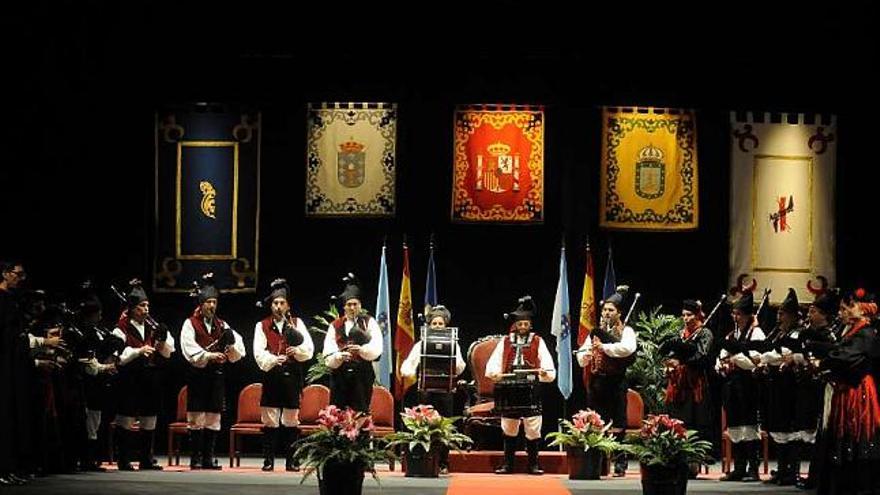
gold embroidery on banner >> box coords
[200,181,217,219]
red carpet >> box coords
[446,474,571,495]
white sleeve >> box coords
[358,317,383,361]
[400,341,421,378]
[113,327,140,366]
[159,331,175,358]
[761,349,784,366]
[253,322,278,372]
[576,338,591,367]
[28,334,44,348]
[600,326,637,358]
[323,324,345,369]
[225,324,246,363]
[537,338,556,382]
[181,320,210,368]
[291,319,314,362]
[455,343,467,376]
[485,340,505,381]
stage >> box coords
[8,457,807,494]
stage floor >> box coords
[7,457,809,494]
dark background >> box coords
[2,2,877,444]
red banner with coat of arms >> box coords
[451,105,544,223]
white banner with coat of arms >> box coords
[729,112,837,304]
[306,102,397,216]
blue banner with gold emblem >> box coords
[154,104,260,293]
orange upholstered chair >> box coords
[462,335,504,445]
[625,388,645,436]
[228,383,263,467]
[166,385,189,466]
[721,407,769,474]
[298,384,331,436]
[369,385,396,471]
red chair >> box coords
[298,384,331,436]
[228,383,264,467]
[371,385,396,471]
[166,385,188,466]
[462,335,504,447]
[721,407,769,474]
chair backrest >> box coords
[236,383,263,423]
[370,385,394,428]
[176,385,188,421]
[299,384,331,424]
[468,335,503,399]
[626,388,645,429]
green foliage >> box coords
[626,306,684,414]
[305,305,338,384]
[623,414,712,467]
[383,405,473,455]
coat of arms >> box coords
[337,139,366,188]
[635,144,665,199]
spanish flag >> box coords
[394,243,416,401]
[578,244,597,387]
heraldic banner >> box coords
[306,102,397,217]
[599,107,699,231]
[729,112,837,304]
[154,105,260,293]
[451,105,544,223]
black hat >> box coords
[682,299,702,315]
[780,288,800,315]
[263,278,291,306]
[125,279,148,309]
[77,280,102,318]
[811,289,840,316]
[731,290,754,314]
[336,273,363,303]
[506,295,536,322]
[192,273,220,304]
[603,285,630,310]
[427,304,452,325]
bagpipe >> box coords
[574,290,641,376]
[717,288,771,376]
[660,294,726,377]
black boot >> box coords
[526,439,543,475]
[202,429,221,470]
[742,441,760,482]
[780,441,800,486]
[82,440,107,472]
[720,442,746,481]
[189,429,204,470]
[613,431,628,477]
[117,429,135,471]
[494,436,516,474]
[261,427,276,472]
[285,427,300,472]
[138,430,163,470]
[764,442,784,484]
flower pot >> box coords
[639,462,689,495]
[403,445,441,478]
[319,459,365,495]
[567,447,604,480]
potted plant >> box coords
[291,405,390,495]
[545,409,619,480]
[624,414,712,495]
[384,405,473,477]
[626,307,684,415]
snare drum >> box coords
[419,327,459,392]
[493,376,541,417]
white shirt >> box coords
[180,317,246,368]
[716,326,766,371]
[575,325,637,367]
[252,317,314,372]
[323,316,382,369]
[485,333,556,383]
[112,319,176,366]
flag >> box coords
[394,244,416,401]
[577,245,597,347]
[424,241,437,316]
[552,245,573,400]
[374,244,392,389]
[603,245,617,300]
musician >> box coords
[756,288,804,485]
[660,299,713,478]
[181,274,246,470]
[815,289,880,495]
[253,278,313,472]
[323,273,382,413]
[715,290,765,482]
[400,304,466,474]
[576,286,636,477]
[486,296,556,475]
[111,279,175,471]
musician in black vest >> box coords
[252,278,313,471]
[111,279,175,471]
[486,296,556,475]
[715,290,765,482]
[576,286,637,477]
[400,304,466,474]
[323,273,382,413]
[660,299,713,478]
[180,274,246,470]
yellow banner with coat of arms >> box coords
[599,107,698,231]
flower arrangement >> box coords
[384,405,473,454]
[624,414,711,467]
[291,405,390,483]
[545,409,619,454]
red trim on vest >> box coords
[189,307,227,349]
[260,315,299,355]
[332,316,367,362]
[501,334,541,372]
[118,315,152,348]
